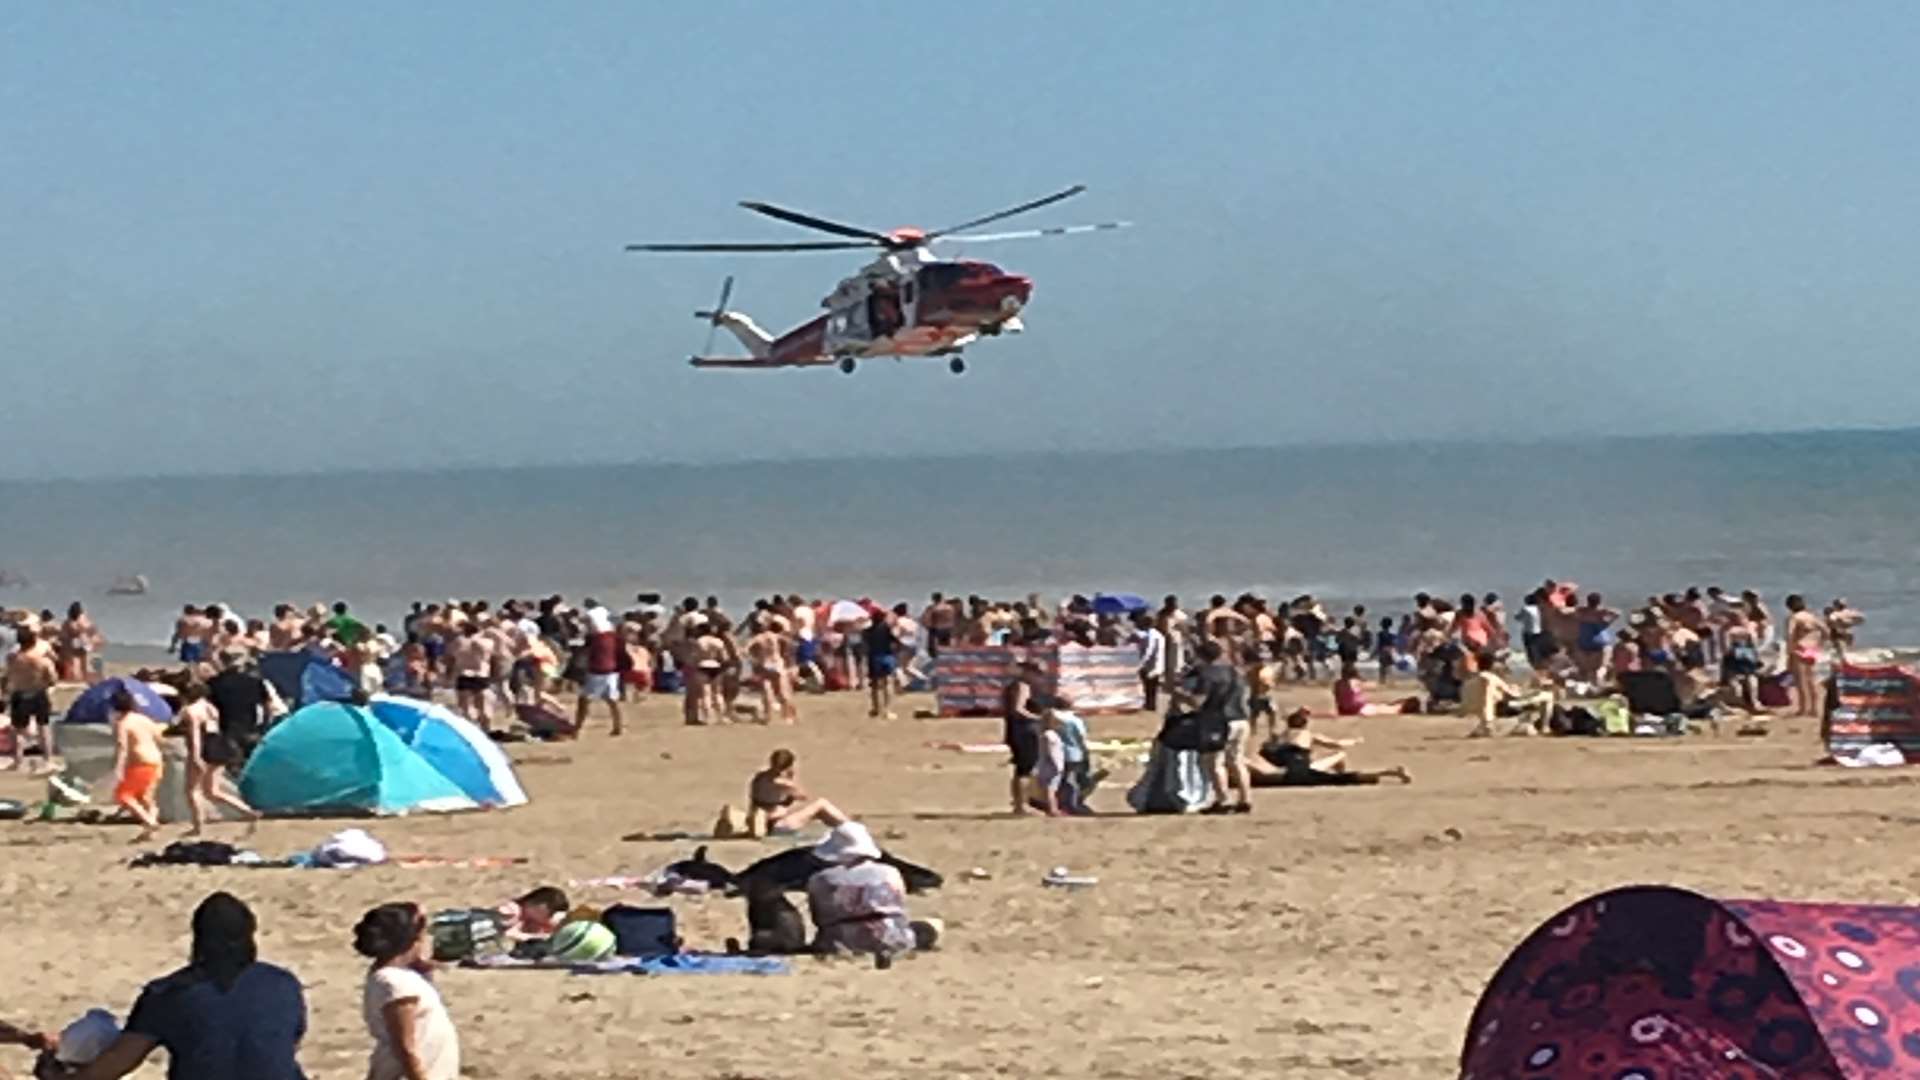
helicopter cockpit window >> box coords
[868,283,904,337]
[917,263,966,290]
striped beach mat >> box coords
[933,645,1143,717]
[1828,661,1920,760]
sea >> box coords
[4,428,1918,653]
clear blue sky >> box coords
[5,3,1919,478]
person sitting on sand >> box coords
[804,822,938,958]
[354,902,460,1080]
[1331,662,1420,717]
[66,892,307,1080]
[110,689,167,843]
[747,749,849,837]
[1462,653,1547,738]
[1250,709,1411,787]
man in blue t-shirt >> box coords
[70,893,306,1080]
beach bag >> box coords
[1757,675,1791,709]
[602,905,679,958]
[431,908,507,962]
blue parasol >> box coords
[1092,593,1149,616]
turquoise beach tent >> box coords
[366,695,528,808]
[238,702,476,816]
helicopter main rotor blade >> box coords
[625,241,878,253]
[924,184,1088,241]
[738,201,892,243]
[940,221,1131,244]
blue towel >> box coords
[626,953,790,976]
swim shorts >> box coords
[179,641,206,664]
[867,654,897,680]
[8,691,50,730]
[455,675,489,693]
[582,673,621,701]
[116,761,162,806]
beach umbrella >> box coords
[827,599,869,626]
[63,677,175,725]
[1093,593,1149,616]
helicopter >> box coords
[626,184,1125,374]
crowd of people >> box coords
[0,582,1872,831]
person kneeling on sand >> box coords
[1249,709,1412,788]
[804,823,940,958]
[746,749,849,838]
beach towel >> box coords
[463,952,789,975]
[622,954,789,976]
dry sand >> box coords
[1,681,1913,1079]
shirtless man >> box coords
[1825,598,1865,653]
[1202,595,1248,647]
[450,623,497,731]
[746,620,797,724]
[665,601,706,723]
[111,688,168,841]
[1784,594,1828,719]
[785,594,821,691]
[4,628,58,772]
[171,605,213,665]
[922,593,956,659]
[268,604,305,651]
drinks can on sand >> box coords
[1043,866,1097,889]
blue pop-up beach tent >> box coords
[366,695,527,808]
[63,677,175,725]
[238,702,475,816]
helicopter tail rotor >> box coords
[692,275,735,354]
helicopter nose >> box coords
[997,274,1033,307]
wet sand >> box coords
[0,681,1907,1079]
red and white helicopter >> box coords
[626,184,1124,374]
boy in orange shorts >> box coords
[111,686,167,841]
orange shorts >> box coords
[116,761,162,806]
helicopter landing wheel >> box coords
[948,356,967,375]
[838,357,856,374]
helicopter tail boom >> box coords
[692,309,774,358]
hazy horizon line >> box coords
[7,421,1916,487]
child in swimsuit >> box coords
[111,688,167,841]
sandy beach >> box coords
[1,676,1910,1080]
